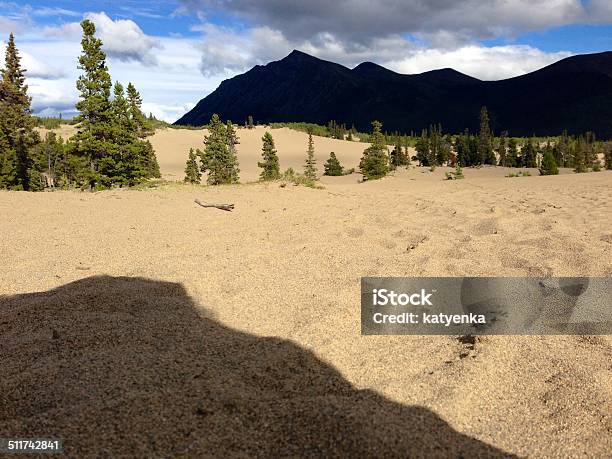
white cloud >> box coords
[42,12,162,65]
[179,0,589,44]
[84,12,161,65]
[0,40,66,79]
[385,45,573,81]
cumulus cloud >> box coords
[178,0,600,82]
[179,0,589,45]
[189,22,573,81]
[84,12,161,65]
[0,41,66,79]
[42,12,161,65]
[386,45,573,80]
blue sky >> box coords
[1,1,611,121]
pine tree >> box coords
[225,120,240,183]
[359,120,388,180]
[247,115,254,129]
[126,82,153,138]
[390,135,407,169]
[199,114,239,185]
[539,148,559,175]
[556,130,570,167]
[604,142,612,170]
[507,137,519,167]
[69,19,115,188]
[324,152,343,176]
[415,129,430,166]
[522,138,538,168]
[258,131,280,180]
[497,131,508,166]
[478,106,495,165]
[0,33,40,190]
[184,148,201,183]
[573,137,588,173]
[304,131,317,180]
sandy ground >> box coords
[2,128,612,457]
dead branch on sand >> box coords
[194,199,234,211]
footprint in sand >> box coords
[472,218,499,236]
[346,227,364,238]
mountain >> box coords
[175,50,612,138]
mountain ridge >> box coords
[176,50,612,138]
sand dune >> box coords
[5,127,611,456]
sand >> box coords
[2,127,612,457]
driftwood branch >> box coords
[194,199,234,212]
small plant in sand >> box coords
[323,152,343,176]
[280,167,318,188]
[445,165,465,180]
[303,131,317,180]
[539,149,559,175]
[184,149,201,184]
[258,132,280,180]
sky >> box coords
[0,0,611,122]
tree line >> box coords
[0,21,159,191]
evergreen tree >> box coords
[604,142,612,170]
[69,19,115,188]
[304,131,317,180]
[0,33,40,190]
[521,138,538,168]
[415,129,430,166]
[225,120,240,183]
[247,115,254,129]
[539,148,559,175]
[556,130,570,167]
[507,137,519,167]
[497,131,508,166]
[258,131,280,180]
[323,152,343,176]
[199,114,239,185]
[126,82,153,138]
[359,120,388,180]
[390,136,407,169]
[184,148,201,183]
[573,137,588,173]
[478,106,495,165]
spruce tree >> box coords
[258,131,280,180]
[415,129,430,166]
[126,82,153,138]
[184,148,201,183]
[539,148,559,175]
[497,131,508,166]
[359,120,388,180]
[304,131,317,180]
[507,137,519,167]
[390,136,407,169]
[324,152,343,176]
[70,19,115,188]
[225,120,240,183]
[0,33,40,190]
[199,114,239,185]
[478,106,495,165]
[604,142,612,170]
[522,138,538,168]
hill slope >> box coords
[176,50,612,138]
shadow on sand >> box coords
[0,276,516,457]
